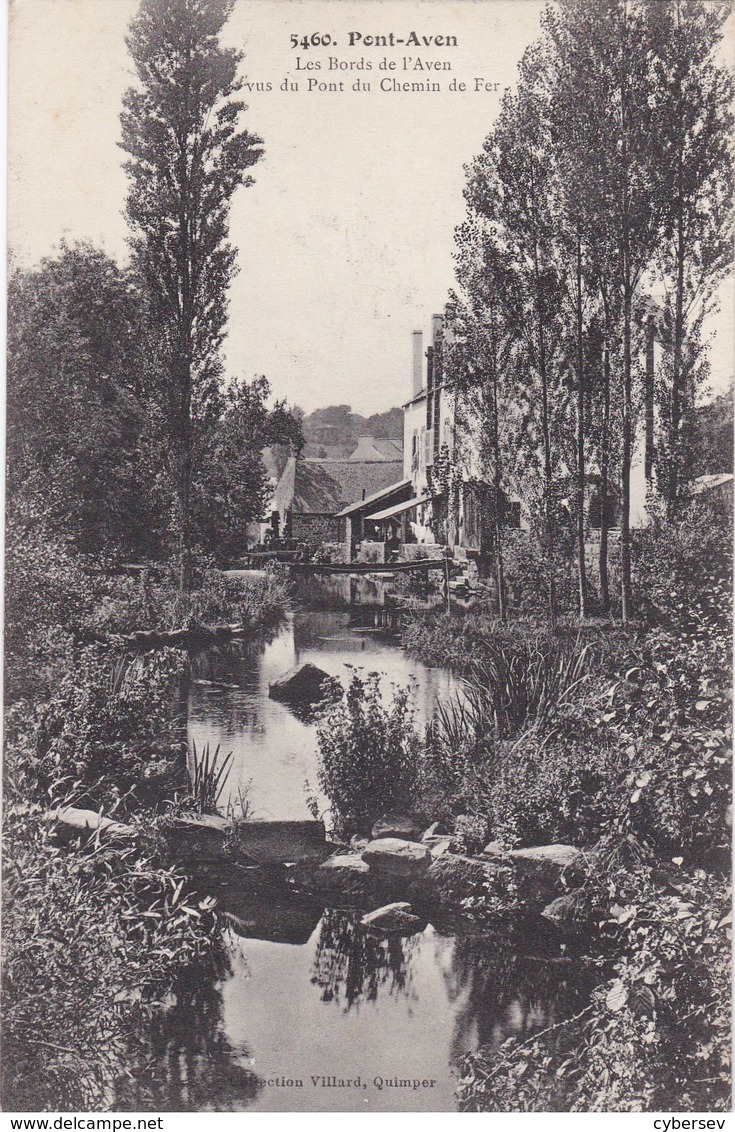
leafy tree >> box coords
[120,0,264,589]
[465,54,570,623]
[644,0,734,510]
[448,221,527,622]
[690,386,734,475]
[6,244,165,559]
[193,376,303,563]
[543,0,667,623]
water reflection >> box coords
[116,956,264,1112]
[311,910,419,1012]
[189,611,458,820]
[175,607,593,1111]
[438,933,594,1070]
[127,897,594,1112]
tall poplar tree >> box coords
[544,0,664,623]
[645,0,734,511]
[120,0,263,589]
[448,223,522,622]
[466,54,568,624]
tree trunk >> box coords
[620,284,633,624]
[488,315,507,623]
[619,0,633,626]
[576,235,588,619]
[177,410,193,593]
[668,0,686,516]
[599,338,611,615]
[668,201,686,513]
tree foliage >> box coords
[6,244,166,559]
[120,0,264,587]
[451,0,733,622]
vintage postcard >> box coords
[4,0,733,1119]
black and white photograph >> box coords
[4,0,733,1117]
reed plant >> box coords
[188,741,234,815]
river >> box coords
[137,605,593,1112]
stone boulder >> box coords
[234,819,329,864]
[163,812,232,862]
[423,835,452,859]
[319,851,371,878]
[483,842,584,872]
[362,901,422,935]
[541,891,583,928]
[371,815,422,842]
[508,844,585,870]
[362,837,431,877]
[268,663,341,709]
[482,843,586,908]
[421,820,450,841]
[49,806,136,844]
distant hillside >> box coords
[300,404,403,459]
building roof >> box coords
[370,495,432,520]
[336,478,411,518]
[403,389,427,409]
[272,457,404,516]
[348,436,403,461]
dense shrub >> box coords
[316,672,422,833]
[4,503,94,703]
[91,565,289,638]
[480,732,624,848]
[501,532,578,617]
[1,806,226,1111]
[6,647,188,815]
[458,867,731,1112]
[632,500,732,631]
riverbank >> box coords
[3,515,731,1112]
[2,558,291,1111]
[391,568,731,1110]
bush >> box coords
[7,647,188,814]
[4,503,94,703]
[316,672,422,834]
[91,565,289,638]
[632,499,732,631]
[458,866,730,1112]
[1,806,226,1111]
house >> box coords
[347,435,403,462]
[335,478,413,558]
[268,455,403,547]
[399,314,526,557]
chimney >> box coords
[412,330,423,397]
[431,313,444,347]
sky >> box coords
[8,0,734,416]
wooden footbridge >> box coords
[289,557,450,576]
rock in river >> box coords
[371,815,422,842]
[362,901,422,934]
[268,662,341,709]
[321,852,371,878]
[362,837,431,876]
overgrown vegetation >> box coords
[187,742,234,815]
[1,808,225,1111]
[316,672,422,834]
[2,517,288,1111]
[314,500,732,1112]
